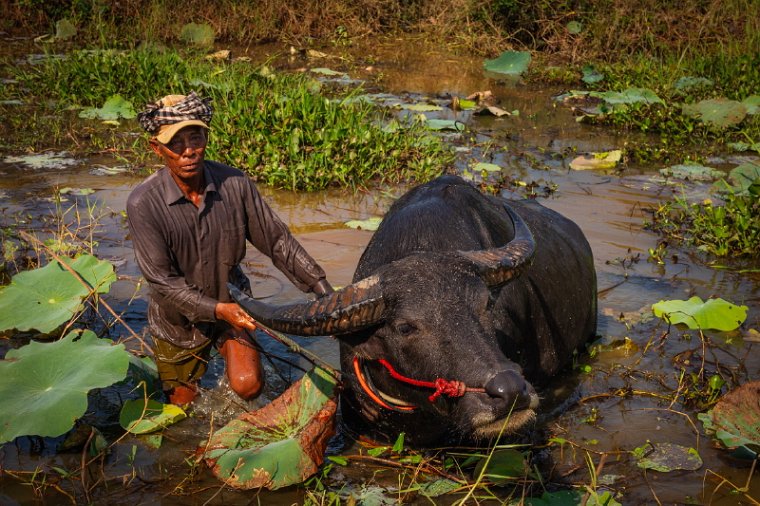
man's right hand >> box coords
[215,302,257,331]
[312,279,334,297]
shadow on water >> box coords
[1,38,758,504]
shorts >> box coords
[151,329,256,390]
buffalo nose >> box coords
[484,370,535,410]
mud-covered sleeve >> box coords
[241,179,326,292]
[126,193,218,322]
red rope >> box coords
[377,358,484,402]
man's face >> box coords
[150,126,208,181]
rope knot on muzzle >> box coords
[377,358,483,403]
[429,378,467,402]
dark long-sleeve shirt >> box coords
[126,160,326,348]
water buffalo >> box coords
[231,175,596,445]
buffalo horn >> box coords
[460,203,536,287]
[228,275,386,336]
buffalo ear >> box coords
[228,275,387,337]
[459,203,535,287]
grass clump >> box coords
[7,48,453,191]
[647,185,760,258]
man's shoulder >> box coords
[205,160,255,191]
[127,170,164,208]
[205,159,245,178]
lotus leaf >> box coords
[581,65,604,85]
[55,19,77,40]
[424,119,464,131]
[354,486,395,505]
[566,21,583,34]
[483,51,531,77]
[727,142,760,154]
[682,98,747,128]
[591,88,663,105]
[310,67,345,77]
[569,150,622,171]
[400,103,443,112]
[4,152,78,170]
[418,478,460,497]
[742,95,760,115]
[673,76,713,92]
[79,95,136,121]
[0,254,116,333]
[119,399,186,434]
[345,217,382,231]
[652,296,748,331]
[728,162,760,194]
[698,381,760,460]
[59,187,96,196]
[201,367,338,489]
[659,164,723,182]
[0,330,130,443]
[473,162,502,173]
[632,442,702,472]
[179,22,215,47]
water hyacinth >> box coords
[12,48,453,191]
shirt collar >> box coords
[159,162,217,206]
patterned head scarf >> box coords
[137,91,213,144]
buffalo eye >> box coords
[395,322,416,336]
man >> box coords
[127,92,333,406]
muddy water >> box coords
[1,40,759,505]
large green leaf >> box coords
[483,51,531,77]
[0,254,116,333]
[119,399,186,434]
[79,95,136,121]
[201,367,338,489]
[682,98,747,128]
[652,296,748,331]
[0,330,130,443]
[698,381,760,460]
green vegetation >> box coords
[7,0,758,59]
[5,48,451,190]
[549,53,760,164]
[647,183,760,258]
